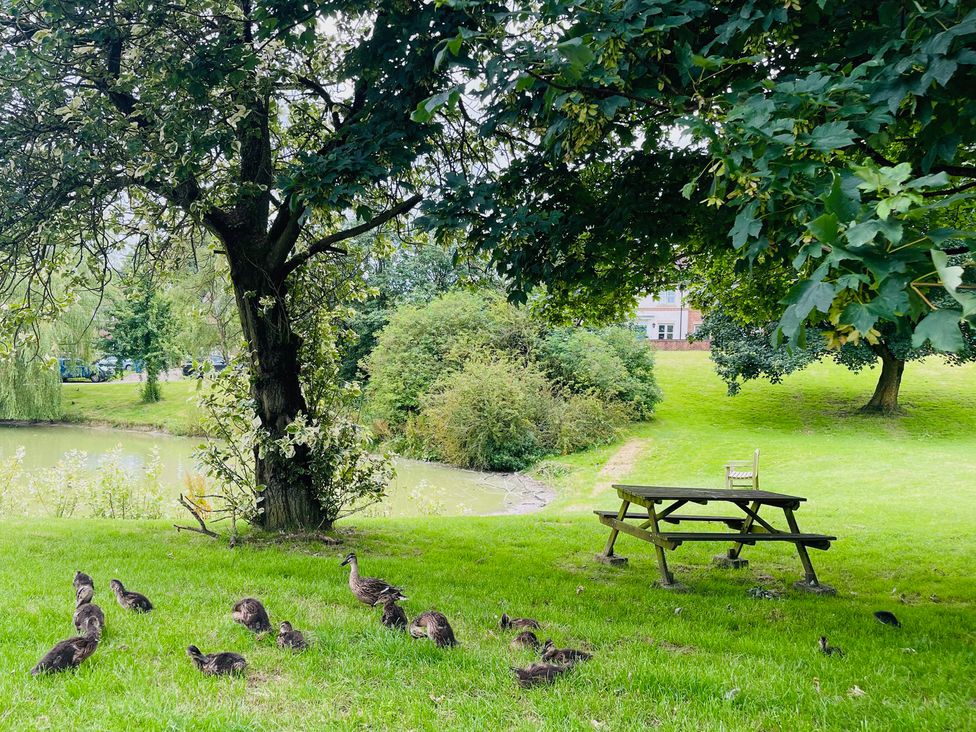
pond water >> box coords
[0,424,546,519]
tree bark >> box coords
[861,342,906,414]
[227,254,325,531]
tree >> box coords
[421,1,976,367]
[102,278,178,403]
[0,1,489,529]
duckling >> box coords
[109,579,153,613]
[818,636,843,656]
[409,611,457,647]
[340,552,406,607]
[511,631,540,650]
[874,610,901,628]
[540,638,591,664]
[31,634,99,675]
[72,585,105,639]
[511,661,573,688]
[376,596,408,631]
[500,613,540,630]
[277,621,307,651]
[73,571,94,592]
[232,598,272,634]
[186,645,247,676]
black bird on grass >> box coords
[276,621,308,651]
[73,571,94,592]
[874,610,901,628]
[511,661,573,688]
[186,645,247,676]
[499,613,540,630]
[340,552,406,607]
[232,598,272,634]
[31,633,99,675]
[376,596,408,631]
[409,611,457,647]
[540,639,592,664]
[818,636,844,656]
[73,585,105,638]
[511,631,540,650]
[110,579,153,613]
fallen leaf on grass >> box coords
[724,688,740,701]
[847,686,866,698]
[812,677,821,693]
[576,585,584,595]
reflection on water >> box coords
[0,425,519,518]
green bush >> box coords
[419,356,553,471]
[547,392,626,454]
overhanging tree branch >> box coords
[280,194,423,277]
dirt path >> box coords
[591,438,651,498]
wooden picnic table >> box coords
[595,485,836,592]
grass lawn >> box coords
[60,379,204,435]
[4,352,974,730]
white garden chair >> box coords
[725,449,760,489]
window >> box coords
[657,324,675,340]
[664,291,677,304]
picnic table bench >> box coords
[596,485,836,592]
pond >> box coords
[0,424,551,519]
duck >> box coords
[73,571,94,592]
[511,661,573,688]
[500,613,540,630]
[232,598,272,634]
[540,639,591,664]
[818,636,843,656]
[340,552,406,607]
[277,621,307,651]
[186,645,247,676]
[110,579,153,613]
[409,611,457,647]
[31,634,99,675]
[874,610,901,627]
[511,630,540,650]
[376,596,408,631]
[72,584,105,638]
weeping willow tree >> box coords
[0,342,61,421]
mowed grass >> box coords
[2,352,974,730]
[60,379,204,435]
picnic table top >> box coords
[611,484,806,505]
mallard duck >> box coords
[232,598,272,634]
[73,571,94,592]
[376,596,408,630]
[500,613,540,630]
[72,585,105,639]
[874,610,901,627]
[511,630,540,650]
[277,621,307,651]
[31,634,99,675]
[409,611,457,647]
[109,579,152,612]
[340,552,406,607]
[818,636,843,656]
[540,639,591,664]
[186,645,246,676]
[511,661,572,688]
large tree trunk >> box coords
[861,342,905,414]
[228,255,325,531]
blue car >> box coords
[58,358,112,383]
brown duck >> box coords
[186,645,247,676]
[377,596,408,630]
[500,613,540,630]
[110,579,152,613]
[409,611,457,647]
[31,634,99,675]
[511,661,572,688]
[277,621,307,651]
[818,636,844,656]
[340,552,406,606]
[73,585,105,638]
[232,598,272,634]
[511,630,540,650]
[73,571,94,592]
[541,639,591,664]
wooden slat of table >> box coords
[612,485,806,505]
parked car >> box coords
[182,352,229,377]
[58,358,113,383]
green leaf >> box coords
[806,122,855,152]
[807,213,839,244]
[844,220,881,247]
[730,201,761,249]
[840,303,878,335]
[912,309,964,351]
[557,37,594,67]
[822,174,859,221]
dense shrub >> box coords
[547,392,626,455]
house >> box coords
[634,290,704,343]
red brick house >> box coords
[634,290,707,349]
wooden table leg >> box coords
[647,503,675,586]
[728,500,760,561]
[596,499,630,565]
[783,506,819,584]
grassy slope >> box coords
[3,353,974,731]
[60,380,203,435]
